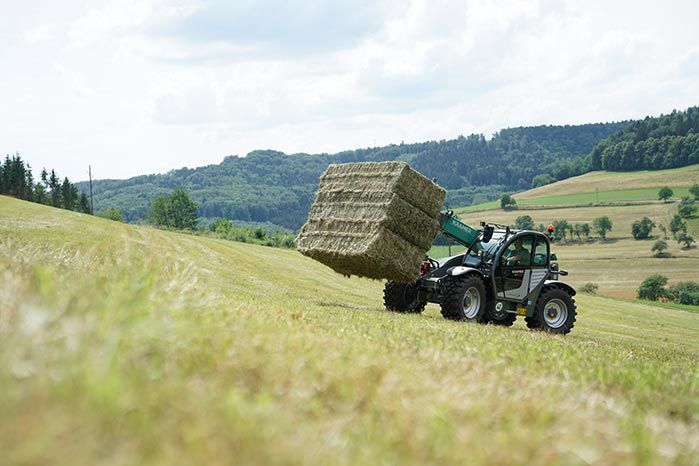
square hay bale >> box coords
[297,162,446,282]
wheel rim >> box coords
[462,286,481,319]
[543,298,568,328]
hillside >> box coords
[2,195,698,464]
[450,164,699,298]
[77,121,628,230]
[590,106,699,171]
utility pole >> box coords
[88,165,94,215]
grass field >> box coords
[446,165,699,299]
[460,164,699,212]
[2,195,698,465]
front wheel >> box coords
[440,275,488,322]
[529,288,576,334]
[383,281,426,313]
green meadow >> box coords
[1,195,698,465]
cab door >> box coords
[529,235,550,292]
[496,235,534,301]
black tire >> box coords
[383,280,426,314]
[486,306,517,327]
[440,275,488,322]
[528,287,576,334]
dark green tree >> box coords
[33,183,49,205]
[677,197,696,218]
[61,177,78,211]
[677,232,695,249]
[593,216,613,239]
[637,274,669,301]
[552,219,570,241]
[514,215,534,230]
[579,223,591,240]
[631,217,656,239]
[651,240,668,257]
[78,193,91,213]
[658,186,673,202]
[669,214,688,238]
[500,193,517,209]
[149,187,198,230]
[48,170,62,208]
[690,183,699,201]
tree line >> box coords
[589,107,699,171]
[76,122,628,230]
[0,154,91,213]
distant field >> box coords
[2,196,698,465]
[460,164,699,212]
[517,164,699,199]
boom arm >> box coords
[438,210,481,247]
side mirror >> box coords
[549,252,558,261]
[482,225,494,243]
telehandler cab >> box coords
[383,211,577,334]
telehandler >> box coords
[383,211,577,334]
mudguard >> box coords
[447,266,483,277]
[543,280,576,296]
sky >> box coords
[2,0,698,182]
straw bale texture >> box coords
[297,162,446,282]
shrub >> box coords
[98,207,124,222]
[690,183,699,201]
[532,173,555,188]
[579,283,599,294]
[668,282,699,305]
[637,274,669,301]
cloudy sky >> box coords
[2,0,698,182]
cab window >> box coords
[532,237,549,267]
[501,235,533,266]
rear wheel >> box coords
[383,280,426,313]
[529,287,576,334]
[440,275,488,322]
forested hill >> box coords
[590,106,699,171]
[78,121,629,230]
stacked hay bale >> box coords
[297,162,446,282]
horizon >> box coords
[3,0,698,182]
[73,114,643,183]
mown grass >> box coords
[1,196,698,465]
[460,164,699,212]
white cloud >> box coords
[1,0,697,181]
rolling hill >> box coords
[77,121,629,230]
[1,195,698,464]
[443,164,699,299]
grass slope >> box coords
[448,165,699,298]
[2,196,698,465]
